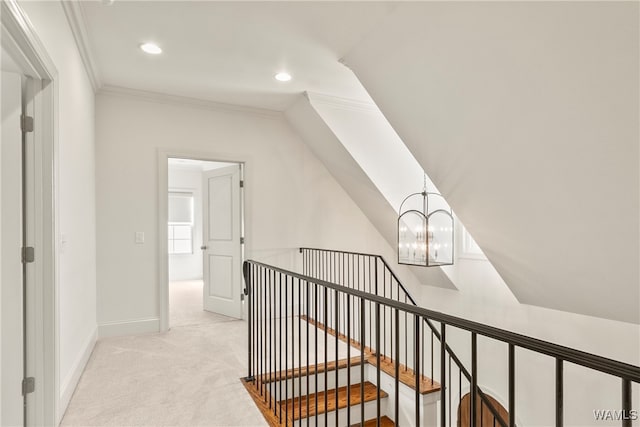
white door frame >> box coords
[157,149,249,332]
[2,1,59,425]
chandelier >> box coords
[398,175,454,267]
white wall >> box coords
[95,91,423,334]
[168,166,203,281]
[17,0,98,420]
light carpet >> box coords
[61,281,267,426]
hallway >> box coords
[60,282,267,426]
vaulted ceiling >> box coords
[344,2,639,324]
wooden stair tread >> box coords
[301,315,440,394]
[259,356,363,383]
[353,416,396,427]
[280,381,388,420]
[366,354,440,395]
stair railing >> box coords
[297,247,640,427]
[299,248,506,426]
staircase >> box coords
[241,248,640,427]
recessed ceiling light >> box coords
[140,43,162,55]
[275,72,292,82]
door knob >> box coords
[200,245,208,250]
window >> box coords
[459,226,486,260]
[168,191,194,254]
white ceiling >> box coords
[79,1,395,111]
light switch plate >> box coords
[135,231,145,244]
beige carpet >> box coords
[169,280,232,328]
[61,281,267,426]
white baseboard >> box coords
[59,327,97,423]
[98,317,160,338]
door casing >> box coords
[1,1,59,425]
[158,150,248,332]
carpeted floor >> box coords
[169,280,232,328]
[60,281,267,426]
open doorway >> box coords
[167,158,244,329]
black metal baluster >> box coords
[449,355,452,427]
[368,257,372,349]
[404,295,408,371]
[556,358,563,427]
[395,309,400,427]
[324,287,328,427]
[347,290,352,426]
[415,315,421,427]
[383,264,387,360]
[622,379,632,427]
[376,302,381,427]
[459,364,462,416]
[430,330,434,385]
[245,263,253,380]
[299,278,303,424]
[361,297,366,426]
[260,266,264,398]
[271,270,275,411]
[306,280,310,427]
[509,344,515,427]
[335,289,339,427]
[279,273,283,422]
[285,275,289,426]
[315,283,318,427]
[441,324,446,427]
[471,333,477,427]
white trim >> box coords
[305,91,379,114]
[1,1,59,425]
[60,0,101,91]
[1,0,57,79]
[58,328,96,417]
[158,149,250,332]
[100,85,283,118]
[98,318,160,339]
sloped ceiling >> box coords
[285,95,455,289]
[344,2,639,323]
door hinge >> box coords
[240,237,245,244]
[240,293,245,301]
[22,246,35,263]
[239,180,244,188]
[22,377,35,395]
[21,115,34,133]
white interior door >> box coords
[1,70,25,426]
[202,164,242,318]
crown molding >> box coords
[305,91,380,114]
[99,85,283,119]
[60,0,101,91]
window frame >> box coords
[168,190,195,255]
